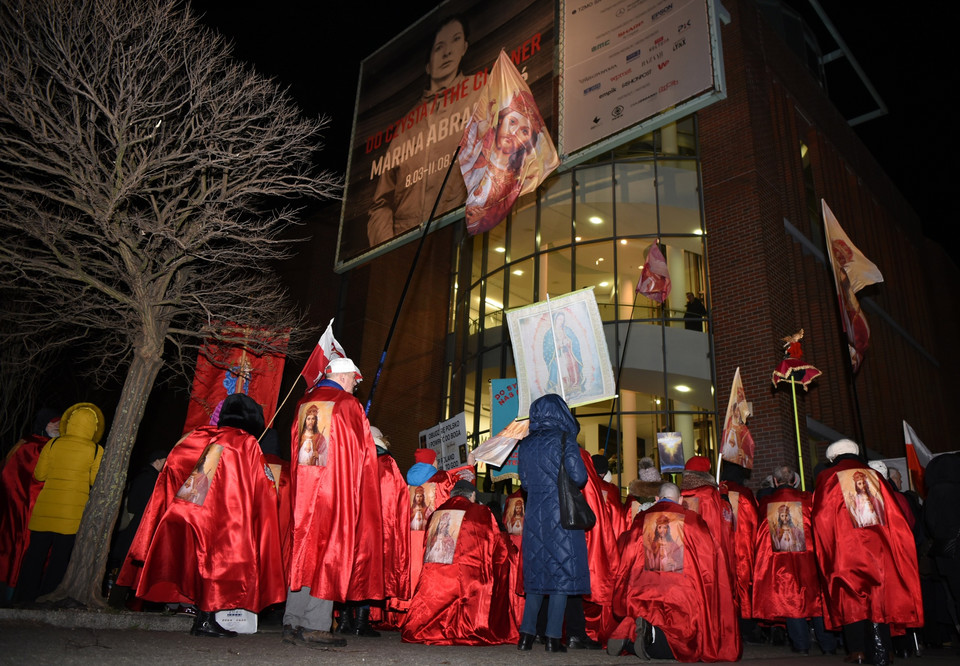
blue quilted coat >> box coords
[518,394,591,595]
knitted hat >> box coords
[826,439,859,462]
[591,454,609,477]
[685,456,711,473]
[414,448,437,465]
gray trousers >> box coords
[283,587,334,632]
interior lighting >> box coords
[674,385,691,393]
[589,216,603,225]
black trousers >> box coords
[15,531,76,603]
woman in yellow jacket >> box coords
[15,402,104,603]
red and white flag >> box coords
[822,200,884,372]
[300,318,346,387]
[458,50,559,236]
[720,368,756,469]
[903,420,933,496]
[636,242,672,303]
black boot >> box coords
[190,610,238,638]
[545,637,567,653]
[336,607,354,634]
[517,633,535,650]
[353,606,381,637]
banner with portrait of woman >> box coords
[505,288,615,419]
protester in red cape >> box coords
[678,455,741,656]
[117,394,284,637]
[15,403,104,605]
[353,426,410,634]
[813,439,923,666]
[516,393,590,654]
[283,357,383,648]
[366,15,471,247]
[719,461,760,631]
[502,489,526,631]
[608,481,740,661]
[0,408,59,599]
[401,480,516,645]
[575,451,618,648]
[753,464,837,656]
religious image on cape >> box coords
[838,468,886,528]
[410,482,438,531]
[296,401,333,467]
[644,513,685,573]
[766,501,806,553]
[176,444,224,506]
[424,509,465,565]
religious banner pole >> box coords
[789,377,805,491]
[771,329,821,491]
[364,146,462,415]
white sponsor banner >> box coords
[419,412,469,470]
[560,0,722,156]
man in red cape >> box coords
[753,465,837,655]
[813,439,922,665]
[117,394,285,637]
[284,357,383,648]
[719,461,759,623]
[401,481,516,645]
[608,482,739,662]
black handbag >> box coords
[557,433,596,530]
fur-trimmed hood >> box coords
[681,469,717,491]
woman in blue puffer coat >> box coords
[517,393,590,653]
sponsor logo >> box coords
[658,60,670,70]
[599,88,617,99]
[621,69,652,87]
[612,105,624,119]
[611,68,633,82]
[592,40,610,52]
[618,21,644,38]
[578,65,618,85]
[659,80,679,93]
[649,36,665,52]
[572,2,594,15]
[673,37,686,51]
[583,83,602,95]
[636,91,658,104]
[652,3,673,20]
[641,52,663,66]
[677,19,691,33]
[626,49,643,63]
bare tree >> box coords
[0,0,339,606]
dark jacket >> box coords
[518,394,590,595]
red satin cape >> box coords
[288,385,384,602]
[613,501,740,662]
[0,436,46,586]
[721,480,758,618]
[119,426,285,612]
[813,459,923,630]
[752,487,823,619]
[401,496,516,645]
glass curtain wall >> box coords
[446,116,716,494]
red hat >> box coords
[414,448,437,465]
[684,456,711,473]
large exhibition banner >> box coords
[337,0,556,271]
[559,0,723,156]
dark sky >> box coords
[188,1,953,249]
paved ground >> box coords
[1,607,958,665]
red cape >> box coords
[721,480,758,618]
[0,436,46,586]
[288,384,384,602]
[119,426,285,612]
[612,501,740,662]
[813,459,923,630]
[263,453,291,584]
[401,496,516,645]
[579,448,620,643]
[752,487,823,619]
[379,452,411,601]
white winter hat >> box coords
[325,357,362,381]
[825,439,859,462]
[868,460,888,479]
[370,426,388,450]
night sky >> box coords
[188,1,953,249]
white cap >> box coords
[868,460,888,479]
[370,426,388,450]
[325,357,362,381]
[825,438,859,462]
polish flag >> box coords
[903,420,932,496]
[300,319,345,387]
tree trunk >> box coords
[43,343,164,607]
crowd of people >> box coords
[1,361,955,665]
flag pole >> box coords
[789,378,806,491]
[364,145,462,415]
[261,374,304,438]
